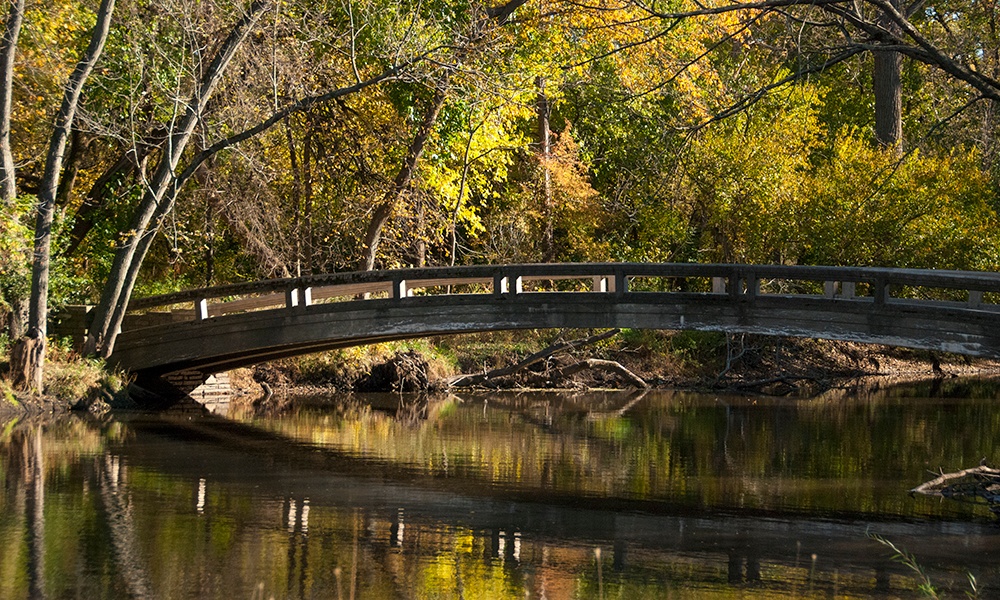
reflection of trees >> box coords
[97,453,153,599]
[24,425,44,600]
[0,417,106,599]
[0,423,50,598]
[253,387,1000,519]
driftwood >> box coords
[448,329,647,389]
[910,464,1000,511]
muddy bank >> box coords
[235,332,1000,402]
[0,394,72,421]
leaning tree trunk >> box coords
[12,0,115,392]
[359,85,447,271]
[874,0,903,153]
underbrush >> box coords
[255,339,460,390]
[0,336,127,407]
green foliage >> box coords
[800,134,999,269]
[0,196,32,316]
[6,0,1000,326]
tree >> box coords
[0,0,24,206]
[356,0,533,271]
[620,0,1000,152]
[8,0,116,392]
[82,0,454,357]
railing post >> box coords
[728,268,741,301]
[969,290,983,307]
[494,272,521,295]
[873,278,888,305]
[824,281,837,298]
[745,270,759,300]
[392,278,408,300]
[195,298,209,321]
[286,287,313,308]
[614,268,627,297]
[711,277,725,294]
[842,281,856,298]
[592,276,610,293]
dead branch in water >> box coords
[448,329,648,389]
[910,464,1000,510]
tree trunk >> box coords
[62,131,161,257]
[536,77,554,262]
[15,0,115,392]
[359,85,447,271]
[285,117,303,275]
[412,198,426,267]
[874,0,903,152]
[302,123,314,274]
[0,0,26,343]
[84,0,270,358]
[0,0,24,206]
[55,128,91,207]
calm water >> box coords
[3,380,1000,599]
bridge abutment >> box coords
[134,370,232,413]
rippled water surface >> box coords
[3,380,1000,598]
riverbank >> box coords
[0,340,127,420]
[5,329,999,417]
[240,329,1000,403]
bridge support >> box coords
[133,369,232,413]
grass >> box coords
[0,335,127,405]
[868,531,981,599]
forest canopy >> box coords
[2,0,1000,386]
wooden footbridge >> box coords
[56,263,1000,382]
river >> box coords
[2,379,1000,598]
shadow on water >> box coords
[2,378,1000,598]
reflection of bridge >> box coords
[54,263,1000,382]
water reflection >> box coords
[1,381,1000,598]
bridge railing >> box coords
[122,263,1000,328]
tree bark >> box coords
[55,128,91,207]
[285,117,303,275]
[14,0,115,392]
[0,0,26,342]
[302,122,314,274]
[873,0,903,152]
[359,85,447,271]
[0,0,24,206]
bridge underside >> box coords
[110,292,1000,378]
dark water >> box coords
[3,380,1000,599]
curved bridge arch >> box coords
[108,263,1000,377]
